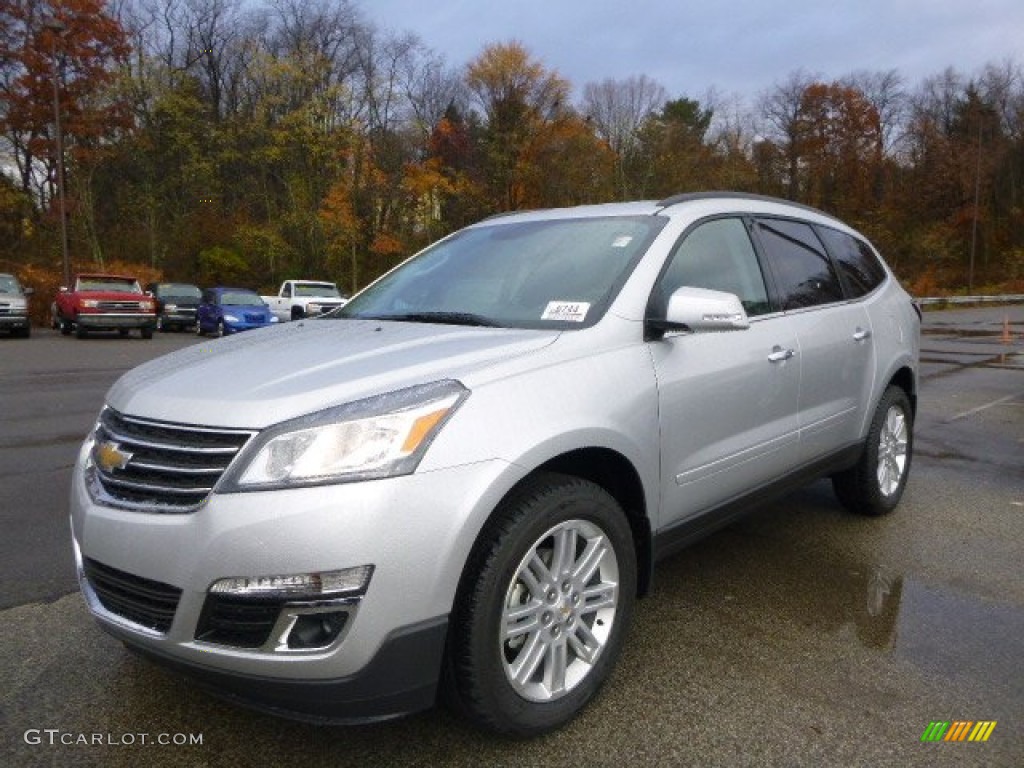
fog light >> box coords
[288,611,348,649]
[209,565,373,600]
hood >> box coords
[107,319,559,428]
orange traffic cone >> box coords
[1002,314,1013,344]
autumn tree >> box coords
[0,0,130,268]
[794,82,883,218]
[465,41,570,210]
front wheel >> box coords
[445,473,637,735]
[832,386,913,516]
[141,327,153,339]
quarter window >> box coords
[655,218,771,316]
[817,227,887,298]
[755,218,843,309]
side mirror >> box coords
[647,286,750,337]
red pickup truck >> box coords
[54,273,157,339]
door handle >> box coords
[768,346,795,363]
[853,327,872,341]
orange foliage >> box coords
[369,233,405,257]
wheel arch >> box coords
[458,447,653,603]
[887,365,917,418]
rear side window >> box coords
[755,218,842,309]
[816,227,887,298]
[655,218,771,316]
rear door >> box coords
[650,216,802,526]
[751,218,877,461]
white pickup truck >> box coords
[261,280,348,321]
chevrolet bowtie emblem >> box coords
[96,441,133,472]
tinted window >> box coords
[755,218,842,309]
[655,217,771,317]
[816,227,887,298]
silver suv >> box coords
[71,193,919,734]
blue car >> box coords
[196,287,278,337]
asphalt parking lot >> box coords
[1,306,1022,767]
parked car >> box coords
[0,273,32,338]
[54,273,156,339]
[146,282,202,332]
[71,193,919,735]
[262,280,348,321]
[196,287,277,336]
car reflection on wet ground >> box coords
[0,305,1021,767]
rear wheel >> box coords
[832,386,913,516]
[445,473,637,735]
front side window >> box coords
[816,227,887,298]
[755,218,843,310]
[654,217,771,317]
[340,216,667,329]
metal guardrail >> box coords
[916,294,1024,306]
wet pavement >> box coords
[1,307,1022,767]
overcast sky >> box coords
[360,0,1023,103]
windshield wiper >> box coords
[363,311,504,327]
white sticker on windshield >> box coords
[611,236,633,248]
[542,301,590,323]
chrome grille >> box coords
[97,300,144,311]
[90,408,254,512]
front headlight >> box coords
[224,313,239,322]
[220,380,469,491]
[81,299,99,308]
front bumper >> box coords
[0,314,30,329]
[158,308,197,328]
[71,451,523,720]
[76,313,156,330]
[105,613,448,723]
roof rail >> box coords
[655,191,842,222]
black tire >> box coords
[215,319,225,337]
[60,318,72,336]
[15,325,30,338]
[291,306,304,321]
[141,327,153,339]
[445,473,637,736]
[195,321,204,337]
[832,386,913,516]
[75,324,88,339]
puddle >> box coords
[893,578,1024,697]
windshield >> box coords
[76,278,142,293]
[158,283,202,299]
[295,283,341,297]
[339,216,665,329]
[220,291,264,306]
[0,275,22,294]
